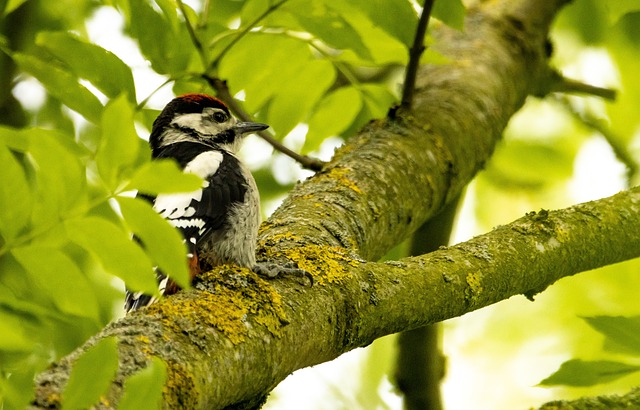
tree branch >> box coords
[32,186,640,409]
[401,0,435,109]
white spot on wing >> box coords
[154,189,203,219]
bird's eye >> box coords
[212,112,228,123]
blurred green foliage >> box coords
[0,0,639,409]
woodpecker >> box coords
[124,93,268,312]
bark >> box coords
[538,387,640,409]
[394,198,459,410]
[31,0,640,409]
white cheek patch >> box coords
[171,113,207,135]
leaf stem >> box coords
[177,0,209,69]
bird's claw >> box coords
[253,261,313,286]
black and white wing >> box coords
[124,142,248,312]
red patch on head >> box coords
[178,93,228,111]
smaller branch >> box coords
[204,75,326,171]
[552,77,617,101]
[401,0,435,109]
[177,0,209,68]
[208,0,289,71]
[544,70,617,101]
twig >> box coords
[541,69,617,101]
[401,0,435,109]
[555,96,637,183]
[552,76,617,101]
[208,0,289,70]
[177,0,208,68]
[136,78,174,111]
[203,75,326,171]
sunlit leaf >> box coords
[240,0,269,25]
[63,337,119,409]
[290,1,372,60]
[3,0,28,15]
[12,246,100,321]
[432,0,466,30]
[97,95,140,190]
[119,357,167,410]
[483,140,575,189]
[305,86,362,153]
[127,0,192,74]
[605,1,640,24]
[0,310,34,352]
[24,129,86,227]
[554,0,606,44]
[337,0,417,47]
[218,33,311,112]
[0,142,32,241]
[65,216,158,295]
[125,160,202,195]
[583,315,640,356]
[36,31,136,102]
[540,359,640,387]
[11,53,103,123]
[268,59,335,136]
[118,197,190,289]
[0,362,38,410]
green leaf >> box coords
[483,140,575,189]
[0,141,32,242]
[97,95,140,191]
[432,0,466,30]
[127,0,192,74]
[24,129,86,227]
[336,0,418,47]
[3,0,28,15]
[240,0,269,25]
[540,359,640,387]
[218,33,311,113]
[63,337,119,410]
[118,197,190,289]
[305,86,362,153]
[36,32,136,102]
[125,160,202,195]
[605,1,640,24]
[583,315,640,356]
[119,357,167,410]
[290,1,372,60]
[360,84,397,117]
[268,59,335,136]
[11,53,103,123]
[65,216,158,295]
[11,246,100,321]
[0,310,35,352]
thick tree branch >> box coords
[33,186,640,409]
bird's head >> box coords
[150,93,269,153]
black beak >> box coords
[233,121,269,135]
